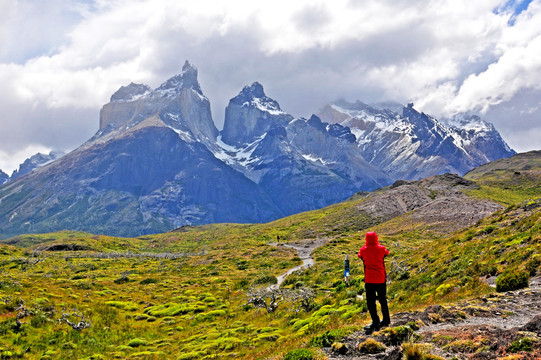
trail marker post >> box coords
[344,254,350,287]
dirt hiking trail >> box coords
[269,237,329,290]
[324,277,541,360]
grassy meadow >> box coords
[0,152,540,359]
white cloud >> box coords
[0,144,51,176]
[442,1,541,115]
[0,0,540,162]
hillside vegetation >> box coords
[0,151,539,359]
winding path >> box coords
[268,237,329,290]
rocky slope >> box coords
[0,170,8,185]
[9,151,64,181]
[317,100,515,180]
[324,284,541,360]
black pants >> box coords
[365,283,390,324]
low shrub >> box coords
[254,274,278,285]
[331,342,348,354]
[495,270,529,292]
[526,256,540,276]
[442,339,480,353]
[403,342,444,360]
[139,278,159,285]
[127,338,148,347]
[177,351,206,360]
[144,303,205,317]
[113,276,131,284]
[236,260,248,270]
[357,338,386,354]
[105,301,138,311]
[506,337,534,353]
[309,329,345,347]
[378,325,417,346]
[282,349,314,360]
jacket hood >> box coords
[365,231,379,246]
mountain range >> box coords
[0,61,515,238]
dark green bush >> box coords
[507,337,534,353]
[309,329,345,347]
[525,256,540,276]
[114,275,131,284]
[139,278,159,285]
[30,313,49,328]
[253,274,277,285]
[379,325,416,346]
[495,270,529,292]
[236,278,250,289]
[236,260,248,270]
[333,281,346,292]
[283,348,314,360]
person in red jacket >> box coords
[358,231,390,333]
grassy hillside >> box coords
[464,150,541,205]
[0,151,539,359]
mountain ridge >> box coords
[0,61,517,238]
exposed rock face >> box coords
[98,61,218,149]
[317,100,516,180]
[221,82,292,146]
[10,151,64,180]
[0,170,8,185]
[217,85,392,215]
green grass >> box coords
[0,151,539,359]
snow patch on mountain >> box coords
[214,134,265,168]
[247,97,285,116]
[317,100,515,180]
[9,151,65,181]
[301,154,336,165]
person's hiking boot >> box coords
[380,319,391,328]
[364,322,380,334]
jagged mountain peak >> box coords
[369,101,404,114]
[98,60,218,147]
[10,151,65,180]
[317,99,515,180]
[445,112,495,132]
[0,170,8,185]
[110,82,152,102]
[230,81,283,114]
[222,82,291,146]
[240,82,266,99]
[155,60,202,94]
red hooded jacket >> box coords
[358,232,389,284]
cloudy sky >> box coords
[1,0,540,174]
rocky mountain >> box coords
[0,62,517,238]
[0,62,281,238]
[9,151,65,181]
[215,82,392,214]
[0,170,8,185]
[317,100,515,180]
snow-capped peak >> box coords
[110,83,152,102]
[155,60,202,95]
[444,113,495,133]
[232,82,285,115]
